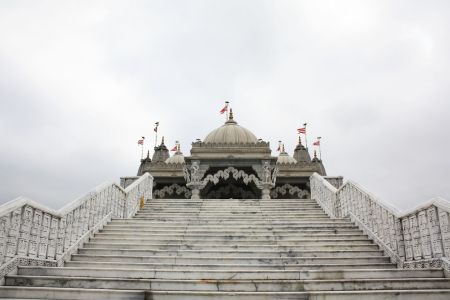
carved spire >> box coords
[161,136,165,145]
[229,108,234,120]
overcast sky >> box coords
[1,0,449,211]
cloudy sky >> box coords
[1,0,449,210]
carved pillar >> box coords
[258,161,278,200]
[260,183,273,200]
[189,185,201,199]
[184,161,206,200]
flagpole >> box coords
[317,137,322,160]
[303,123,308,150]
[225,101,229,121]
[141,137,144,160]
[154,122,159,148]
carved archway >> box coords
[270,184,310,199]
[200,167,262,199]
[153,184,192,199]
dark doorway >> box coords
[201,176,261,199]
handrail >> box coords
[0,173,153,278]
[310,173,339,218]
[310,172,450,272]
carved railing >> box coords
[0,173,153,281]
[310,174,339,219]
[310,173,450,271]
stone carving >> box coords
[310,172,450,270]
[270,184,310,199]
[0,173,153,281]
[203,167,261,187]
[153,184,192,199]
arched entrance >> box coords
[199,167,262,199]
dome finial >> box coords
[161,136,165,145]
[298,136,302,145]
[314,149,317,159]
[229,108,234,120]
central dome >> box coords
[204,114,258,145]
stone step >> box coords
[134,211,329,215]
[105,222,355,228]
[105,222,356,227]
[140,207,321,210]
[18,266,444,280]
[141,205,321,209]
[133,214,330,219]
[70,254,390,265]
[0,287,144,300]
[64,261,396,270]
[78,248,385,258]
[89,237,374,245]
[84,242,380,251]
[142,203,321,207]
[131,216,333,221]
[92,234,370,241]
[100,228,364,234]
[7,275,450,292]
[94,232,369,239]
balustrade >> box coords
[0,173,152,280]
[311,173,450,271]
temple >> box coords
[123,109,328,199]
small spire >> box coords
[314,150,317,159]
[298,135,302,145]
[161,136,165,145]
[229,108,234,120]
[282,144,285,153]
[146,150,150,158]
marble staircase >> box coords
[1,198,450,299]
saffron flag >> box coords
[297,127,306,134]
[313,140,321,146]
[220,106,228,114]
[137,139,144,145]
[220,102,229,114]
[170,145,177,151]
[154,122,159,132]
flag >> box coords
[170,145,177,151]
[313,140,320,146]
[297,127,306,134]
[154,122,159,132]
[137,139,144,145]
[277,141,282,151]
[220,102,229,114]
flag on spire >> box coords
[137,136,145,145]
[277,141,282,152]
[170,145,177,151]
[313,139,321,146]
[154,122,159,132]
[220,101,229,114]
[297,127,306,134]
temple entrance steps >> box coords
[1,198,450,299]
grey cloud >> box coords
[0,0,449,210]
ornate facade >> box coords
[125,110,326,199]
